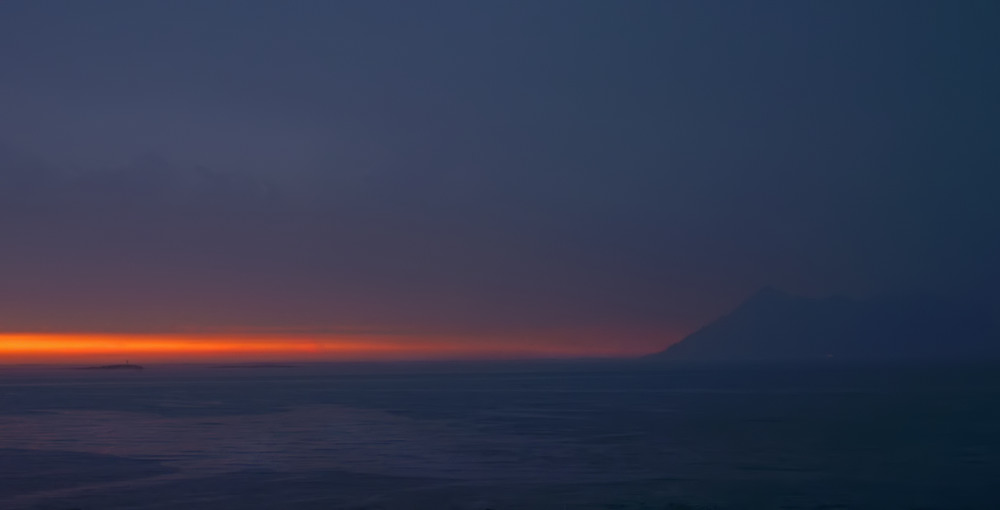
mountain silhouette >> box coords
[649,287,999,361]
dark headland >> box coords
[648,287,1000,362]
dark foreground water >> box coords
[0,361,998,510]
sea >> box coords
[0,361,997,510]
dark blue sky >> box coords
[1,1,998,351]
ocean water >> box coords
[0,361,998,509]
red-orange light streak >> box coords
[0,332,637,363]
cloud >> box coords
[0,144,675,339]
[0,147,278,213]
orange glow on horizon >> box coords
[0,332,648,363]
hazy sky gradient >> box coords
[1,1,998,356]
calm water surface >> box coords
[0,362,998,509]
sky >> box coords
[1,1,998,362]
